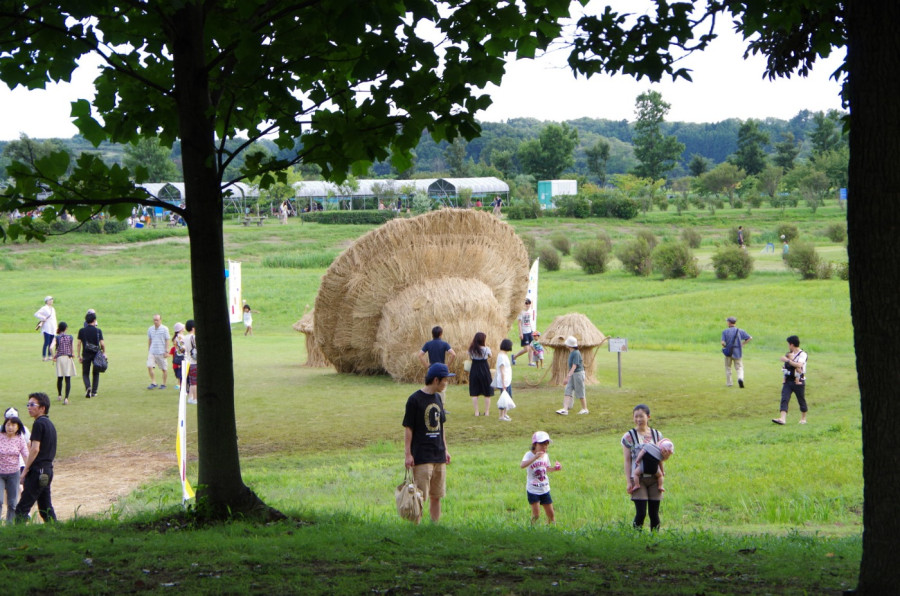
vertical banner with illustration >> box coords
[228,260,242,324]
[526,258,539,330]
[176,364,195,502]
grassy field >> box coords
[0,205,860,593]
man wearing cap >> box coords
[721,316,752,388]
[146,314,171,390]
[15,392,57,523]
[403,363,453,523]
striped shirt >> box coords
[148,324,170,354]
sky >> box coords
[0,2,845,141]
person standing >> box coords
[50,322,76,405]
[403,363,453,524]
[511,298,535,365]
[556,336,588,415]
[15,393,57,523]
[0,415,29,523]
[737,225,745,249]
[492,195,502,218]
[493,338,514,421]
[184,320,198,404]
[147,314,171,390]
[622,404,665,531]
[171,322,185,390]
[77,312,105,398]
[772,335,809,425]
[467,332,494,417]
[721,316,752,388]
[34,296,57,361]
[418,326,456,368]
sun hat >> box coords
[532,431,552,444]
[174,322,185,333]
[44,296,53,303]
[658,438,674,453]
[564,336,578,348]
[5,407,18,419]
[427,362,456,379]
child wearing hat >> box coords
[520,431,562,524]
[530,331,544,368]
[556,336,587,415]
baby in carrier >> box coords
[628,438,675,494]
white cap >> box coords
[44,296,53,303]
[532,431,552,444]
[4,407,18,419]
[564,336,578,348]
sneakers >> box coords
[175,384,181,390]
[738,379,744,388]
[147,384,158,390]
[528,363,536,367]
[577,409,590,415]
[500,415,512,421]
[187,398,197,404]
[556,409,568,416]
[159,385,167,390]
[85,390,92,398]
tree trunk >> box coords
[848,1,900,591]
[171,5,277,520]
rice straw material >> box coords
[542,313,607,385]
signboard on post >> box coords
[608,338,627,387]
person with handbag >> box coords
[721,316,752,388]
[33,296,57,362]
[493,338,514,421]
[76,312,106,398]
[403,363,453,524]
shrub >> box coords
[50,220,77,233]
[817,261,834,280]
[836,262,850,280]
[411,192,432,213]
[784,242,820,279]
[539,246,561,271]
[103,220,129,234]
[555,195,591,218]
[573,239,610,274]
[616,238,653,276]
[726,226,752,246]
[681,227,702,248]
[506,196,541,220]
[825,223,847,243]
[550,233,571,255]
[651,242,700,279]
[711,245,754,279]
[776,223,800,243]
[81,219,105,234]
[596,229,613,253]
[300,210,396,225]
[262,251,340,269]
[636,229,658,250]
[520,234,538,262]
[589,190,639,219]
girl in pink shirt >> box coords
[0,416,30,523]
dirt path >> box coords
[26,451,175,522]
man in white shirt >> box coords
[146,314,171,390]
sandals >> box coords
[771,419,785,425]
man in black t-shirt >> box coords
[77,311,106,397]
[16,392,57,523]
[403,363,453,523]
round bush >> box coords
[711,245,754,279]
[726,226,752,246]
[776,224,800,243]
[550,233,571,256]
[825,223,847,243]
[784,242,820,279]
[539,246,561,271]
[681,227,702,248]
[636,229,658,249]
[596,229,613,253]
[555,195,591,219]
[103,220,129,234]
[573,239,610,274]
[616,238,653,276]
[651,242,700,279]
[837,262,850,280]
[520,233,538,262]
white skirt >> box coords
[56,355,76,377]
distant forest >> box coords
[0,109,835,183]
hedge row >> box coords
[298,210,399,225]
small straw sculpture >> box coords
[314,208,529,382]
[542,313,607,386]
[292,310,331,367]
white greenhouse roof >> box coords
[292,177,508,198]
[137,181,258,204]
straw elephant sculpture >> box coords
[313,208,529,383]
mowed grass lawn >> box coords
[0,207,861,593]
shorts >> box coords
[527,491,552,505]
[55,355,76,377]
[147,353,168,370]
[631,475,662,501]
[412,463,446,501]
[565,370,586,400]
[520,332,533,347]
[188,364,197,387]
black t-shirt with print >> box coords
[402,390,446,464]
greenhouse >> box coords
[292,177,509,210]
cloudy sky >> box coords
[0,2,845,141]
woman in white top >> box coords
[34,296,57,361]
[493,338,513,421]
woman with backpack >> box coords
[621,404,666,531]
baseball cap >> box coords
[5,407,18,419]
[532,431,552,444]
[427,362,456,379]
[726,316,737,323]
[564,336,578,348]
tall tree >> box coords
[2,134,72,172]
[773,132,801,172]
[810,109,847,156]
[443,137,470,177]
[517,122,578,180]
[730,119,769,175]
[566,2,896,591]
[630,90,684,180]
[123,137,180,183]
[585,138,611,185]
[688,154,710,177]
[0,0,570,518]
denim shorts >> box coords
[527,491,552,505]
